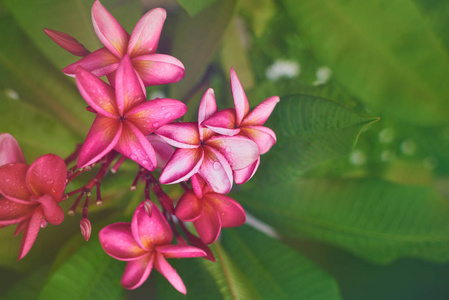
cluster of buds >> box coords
[0,0,278,294]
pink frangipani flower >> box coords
[156,89,259,194]
[75,54,187,171]
[175,175,246,244]
[203,68,280,183]
[99,202,206,293]
[45,0,184,87]
[0,147,67,259]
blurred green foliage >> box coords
[1,0,449,299]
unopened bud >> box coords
[80,218,91,241]
[143,200,152,216]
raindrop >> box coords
[213,162,221,170]
[400,139,417,156]
[131,154,138,160]
[142,160,148,165]
[225,147,231,152]
[152,122,160,128]
[5,88,19,100]
[165,113,171,118]
[350,150,366,166]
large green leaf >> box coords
[222,226,342,300]
[253,95,377,184]
[38,237,124,300]
[177,0,218,16]
[4,0,142,71]
[0,13,91,137]
[236,178,449,264]
[203,243,260,300]
[0,94,79,160]
[170,0,237,101]
[0,266,49,300]
[281,0,449,125]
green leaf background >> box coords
[1,0,449,299]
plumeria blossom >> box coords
[45,0,184,87]
[203,68,280,183]
[156,89,260,194]
[176,175,246,244]
[99,202,206,293]
[75,54,187,171]
[0,135,67,259]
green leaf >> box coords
[281,0,449,125]
[0,13,91,137]
[254,95,377,184]
[236,178,449,264]
[170,0,237,101]
[38,237,124,300]
[0,94,79,160]
[0,266,49,300]
[177,0,218,16]
[4,0,142,71]
[156,258,222,299]
[222,226,342,300]
[203,243,261,300]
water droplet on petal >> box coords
[152,122,159,128]
[165,113,171,118]
[131,154,138,160]
[225,147,231,152]
[213,162,221,170]
[142,160,148,165]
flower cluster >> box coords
[0,0,278,294]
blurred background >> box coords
[1,0,449,299]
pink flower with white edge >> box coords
[156,88,259,194]
[75,54,187,171]
[99,202,206,293]
[0,133,25,166]
[45,0,184,87]
[175,175,246,244]
[203,68,280,183]
[0,136,67,259]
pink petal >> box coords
[115,54,146,115]
[241,125,277,155]
[126,98,188,136]
[0,163,31,202]
[92,0,129,58]
[154,252,186,294]
[156,244,206,258]
[132,54,185,86]
[198,88,217,125]
[198,89,217,140]
[241,96,280,126]
[128,8,166,57]
[99,222,148,260]
[205,194,246,228]
[43,29,90,57]
[63,48,119,77]
[193,201,221,244]
[198,146,233,194]
[159,148,203,185]
[147,135,174,169]
[131,203,172,250]
[36,194,64,225]
[175,190,203,222]
[0,197,35,226]
[17,207,44,260]
[230,68,249,125]
[77,116,122,168]
[26,154,67,200]
[121,253,154,290]
[185,232,215,262]
[155,123,200,148]
[75,67,118,118]
[114,121,157,171]
[0,133,25,166]
[14,221,27,236]
[202,109,239,136]
[206,136,259,170]
[190,174,206,198]
[233,158,260,185]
